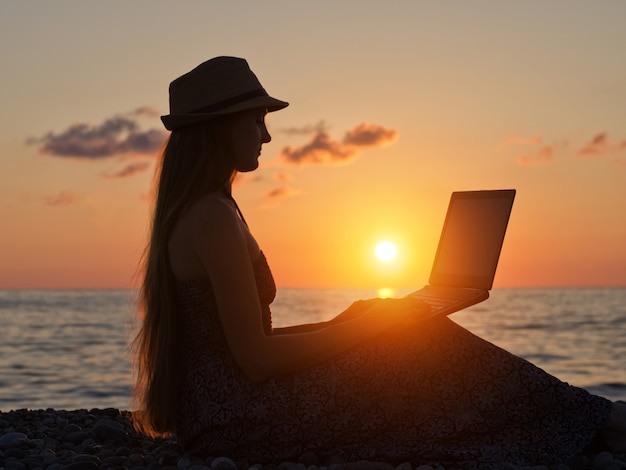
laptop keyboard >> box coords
[412,292,458,310]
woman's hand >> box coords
[330,296,428,327]
[327,298,383,324]
[360,296,430,330]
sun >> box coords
[375,241,397,262]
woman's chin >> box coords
[238,161,259,172]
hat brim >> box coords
[161,95,288,131]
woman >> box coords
[133,56,626,469]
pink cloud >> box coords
[280,123,398,166]
[281,131,355,165]
[518,146,555,166]
[578,133,626,158]
[503,131,626,168]
[28,109,167,159]
[103,161,152,179]
[343,123,398,147]
[43,190,79,207]
[264,186,300,200]
[274,172,292,182]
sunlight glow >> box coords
[377,287,396,298]
[375,241,397,262]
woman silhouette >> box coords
[133,56,626,469]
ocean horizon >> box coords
[1,287,625,412]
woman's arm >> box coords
[192,199,427,383]
[272,299,383,334]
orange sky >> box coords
[1,2,625,289]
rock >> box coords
[278,462,306,470]
[3,447,28,459]
[72,453,101,465]
[4,460,26,470]
[63,423,82,434]
[64,430,91,444]
[395,464,412,470]
[330,461,395,470]
[92,421,129,442]
[593,451,616,469]
[60,462,99,470]
[177,455,193,469]
[188,465,211,470]
[0,431,29,446]
[210,456,238,470]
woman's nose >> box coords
[262,126,272,144]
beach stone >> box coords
[60,462,99,470]
[22,458,45,470]
[63,423,82,433]
[395,463,412,470]
[210,456,238,470]
[4,460,26,470]
[278,462,306,470]
[115,445,131,456]
[330,461,395,470]
[92,421,129,442]
[101,455,128,466]
[72,453,101,465]
[593,451,615,468]
[129,452,145,464]
[0,431,28,446]
[64,430,91,444]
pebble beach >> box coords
[1,408,625,470]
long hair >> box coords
[132,118,236,436]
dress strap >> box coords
[222,189,249,227]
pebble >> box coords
[0,432,28,446]
[0,408,625,470]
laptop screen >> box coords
[429,189,515,290]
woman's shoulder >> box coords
[187,192,234,219]
[180,193,240,232]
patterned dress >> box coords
[175,252,611,469]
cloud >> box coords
[343,123,398,147]
[274,172,292,182]
[502,131,626,168]
[281,131,355,165]
[497,134,543,151]
[129,106,161,118]
[43,190,79,206]
[279,122,398,166]
[28,110,167,159]
[518,146,555,166]
[579,133,609,157]
[578,132,626,157]
[278,121,328,136]
[103,161,153,179]
[265,186,299,199]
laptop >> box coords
[408,189,516,319]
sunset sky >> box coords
[1,1,625,289]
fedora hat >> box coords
[161,57,289,130]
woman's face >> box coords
[228,108,272,172]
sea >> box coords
[1,287,625,412]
